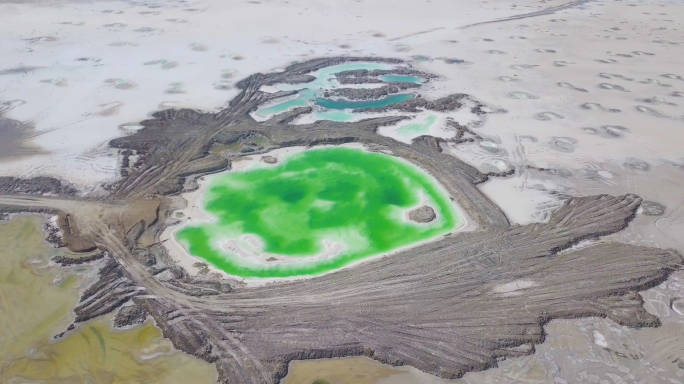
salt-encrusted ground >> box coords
[1,0,684,382]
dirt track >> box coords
[0,57,681,384]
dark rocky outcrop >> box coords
[52,252,105,266]
[355,93,470,113]
[323,82,419,100]
[72,258,146,324]
[261,155,277,164]
[113,305,149,328]
[0,176,78,196]
[335,68,436,84]
[408,205,436,223]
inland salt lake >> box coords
[174,147,464,279]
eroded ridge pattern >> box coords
[0,57,681,384]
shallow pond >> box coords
[379,75,423,83]
[283,356,405,384]
[0,216,218,384]
[397,114,439,137]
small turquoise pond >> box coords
[380,75,423,83]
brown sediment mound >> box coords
[238,57,404,89]
[113,304,149,328]
[70,258,146,324]
[408,205,436,223]
[0,57,681,384]
[323,82,419,101]
[0,176,78,196]
[52,252,105,266]
[57,213,98,253]
[334,68,437,85]
[261,155,277,164]
[354,93,471,113]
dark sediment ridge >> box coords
[52,252,105,266]
[0,56,681,384]
[354,93,472,113]
[0,176,78,196]
[335,68,437,85]
[323,82,419,100]
[113,304,149,328]
[408,205,436,223]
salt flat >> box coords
[1,0,684,383]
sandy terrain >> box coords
[0,0,683,383]
[2,0,680,192]
[0,54,678,384]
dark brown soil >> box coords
[0,56,680,384]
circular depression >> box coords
[170,146,464,279]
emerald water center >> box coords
[175,147,462,278]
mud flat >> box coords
[0,216,218,383]
[0,56,681,384]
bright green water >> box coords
[176,147,460,278]
[315,93,414,110]
[380,75,423,83]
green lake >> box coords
[176,147,461,279]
